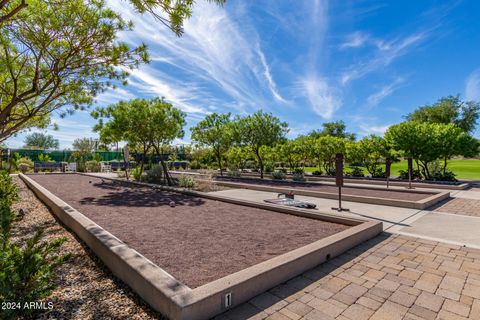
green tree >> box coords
[233,110,288,178]
[356,135,393,176]
[0,0,27,26]
[96,97,185,185]
[309,121,356,141]
[23,132,59,150]
[72,138,97,159]
[0,0,149,143]
[225,146,251,171]
[311,136,346,175]
[406,95,480,133]
[128,0,226,36]
[190,113,233,175]
[385,122,477,179]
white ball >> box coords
[169,201,176,207]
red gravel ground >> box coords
[28,174,349,288]
[217,177,436,201]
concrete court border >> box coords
[170,171,470,190]
[209,178,450,210]
[20,173,382,320]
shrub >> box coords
[271,171,286,180]
[227,171,241,177]
[145,165,163,183]
[85,160,100,172]
[132,166,144,181]
[37,154,53,162]
[76,161,86,173]
[189,160,201,170]
[292,173,306,182]
[398,169,422,180]
[177,175,196,188]
[347,166,365,178]
[264,162,274,173]
[371,167,386,178]
[0,172,70,318]
[16,157,33,173]
[293,168,304,174]
[312,170,322,176]
[431,170,457,182]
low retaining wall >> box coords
[211,179,450,210]
[21,173,382,320]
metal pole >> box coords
[338,186,342,210]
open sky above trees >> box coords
[4,0,480,149]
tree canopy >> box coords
[23,132,58,150]
[309,121,356,141]
[406,95,480,133]
[233,110,288,178]
[0,0,149,143]
[190,112,233,175]
[93,97,186,185]
[129,0,226,36]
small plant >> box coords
[177,175,196,188]
[312,170,322,176]
[398,169,422,180]
[292,172,306,182]
[227,170,241,177]
[188,160,201,170]
[0,172,70,318]
[132,166,144,181]
[371,167,386,178]
[37,154,53,162]
[271,171,286,180]
[431,169,457,182]
[264,162,274,173]
[85,160,100,172]
[347,166,365,178]
[293,168,304,174]
[16,157,33,173]
[145,165,163,183]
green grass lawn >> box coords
[304,159,480,180]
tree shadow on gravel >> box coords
[79,180,205,208]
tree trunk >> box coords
[153,145,172,186]
[255,150,264,179]
[216,149,223,176]
[443,157,448,175]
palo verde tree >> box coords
[190,113,233,175]
[406,95,480,133]
[233,110,288,179]
[356,135,393,177]
[23,132,59,150]
[95,97,185,185]
[93,99,156,177]
[0,0,149,143]
[308,120,356,141]
[311,136,346,175]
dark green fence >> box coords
[6,149,124,162]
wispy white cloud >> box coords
[341,32,427,85]
[297,76,341,120]
[366,77,405,107]
[106,0,283,113]
[359,124,391,136]
[465,69,480,101]
[340,31,369,49]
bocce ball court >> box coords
[21,173,382,320]
[213,176,450,209]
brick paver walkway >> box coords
[434,198,480,217]
[218,234,480,320]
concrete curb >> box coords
[21,173,382,320]
[210,179,450,210]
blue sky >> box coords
[6,0,480,149]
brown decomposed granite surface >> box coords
[28,174,349,288]
[217,177,436,201]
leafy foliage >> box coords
[233,110,288,178]
[0,0,149,142]
[0,172,70,318]
[406,95,480,133]
[271,171,286,180]
[191,113,233,175]
[177,175,196,188]
[23,133,59,150]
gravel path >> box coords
[12,177,163,319]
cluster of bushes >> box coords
[0,172,70,318]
